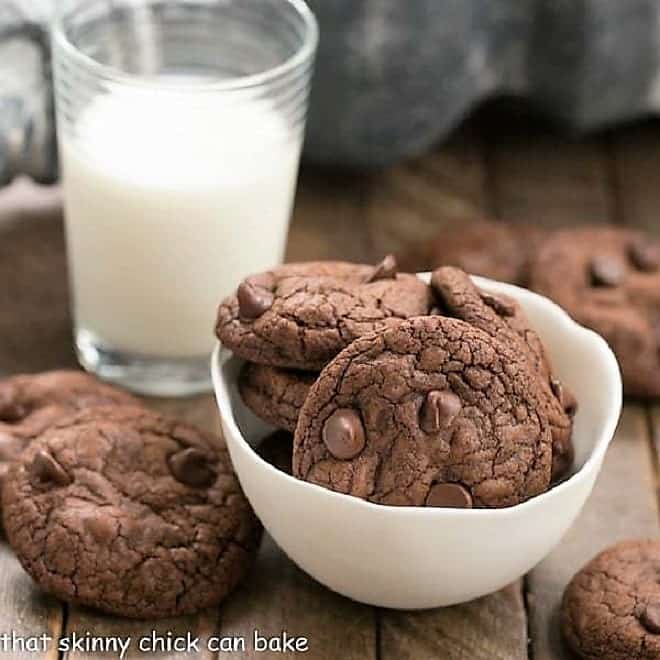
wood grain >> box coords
[526,406,659,660]
[286,169,374,264]
[380,583,527,660]
[612,122,660,235]
[218,535,376,660]
[485,129,612,227]
[364,125,488,259]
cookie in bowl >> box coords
[239,363,315,433]
[293,314,554,508]
[216,256,434,371]
[431,266,576,482]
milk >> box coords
[60,84,302,358]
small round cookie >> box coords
[529,227,660,397]
[293,315,553,508]
[431,266,576,482]
[399,219,546,286]
[216,257,434,370]
[562,539,660,660]
[2,406,261,619]
[239,363,315,432]
[0,371,139,506]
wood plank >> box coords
[218,535,376,660]
[0,181,75,375]
[286,168,374,264]
[485,129,612,228]
[611,121,660,235]
[526,406,659,660]
[0,180,66,660]
[364,124,489,259]
[380,583,527,660]
[0,542,62,660]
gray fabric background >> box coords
[7,0,660,168]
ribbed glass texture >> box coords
[53,0,318,148]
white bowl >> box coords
[211,274,622,609]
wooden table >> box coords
[1,106,659,659]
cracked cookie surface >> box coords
[529,227,660,397]
[0,371,139,511]
[216,259,434,370]
[431,267,576,482]
[293,315,553,508]
[2,406,261,619]
[561,539,660,660]
[239,363,315,432]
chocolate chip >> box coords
[639,602,660,634]
[420,391,462,433]
[480,292,516,317]
[237,282,274,319]
[590,255,626,287]
[322,409,366,460]
[628,237,660,273]
[550,378,578,417]
[425,482,473,508]
[29,451,71,487]
[168,448,216,488]
[366,255,398,283]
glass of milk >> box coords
[51,0,318,396]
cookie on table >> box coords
[399,219,546,286]
[216,256,434,370]
[2,406,261,619]
[0,371,139,506]
[431,266,576,482]
[239,363,315,432]
[293,315,554,508]
[529,227,660,397]
[562,539,660,660]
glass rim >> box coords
[52,0,319,91]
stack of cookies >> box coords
[216,256,577,509]
[402,220,660,398]
[0,371,261,619]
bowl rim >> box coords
[212,273,623,520]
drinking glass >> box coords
[52,0,318,396]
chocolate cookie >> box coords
[529,227,660,397]
[399,219,546,286]
[431,267,576,482]
[0,371,139,509]
[2,406,261,619]
[293,315,553,508]
[216,257,434,370]
[562,539,660,660]
[239,363,315,432]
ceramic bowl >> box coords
[211,274,622,609]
